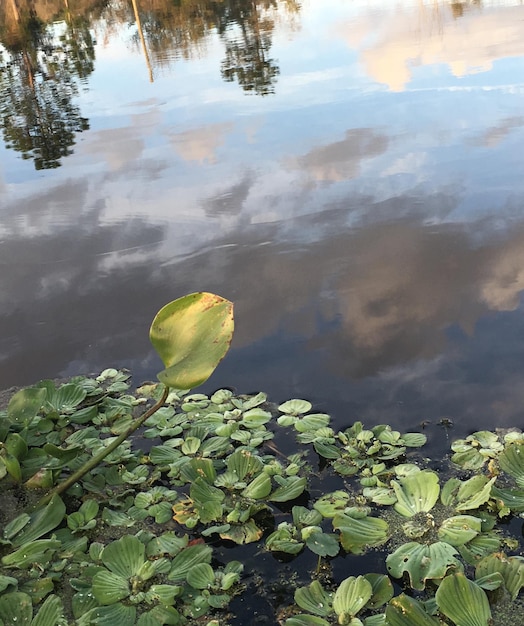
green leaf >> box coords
[11,495,66,547]
[266,524,303,554]
[499,442,524,487]
[269,476,307,502]
[475,553,524,600]
[285,617,330,626]
[385,594,441,626]
[191,477,225,522]
[49,383,87,412]
[0,575,17,593]
[362,487,396,506]
[42,443,83,465]
[442,475,496,511]
[146,533,188,558]
[149,445,183,465]
[241,472,272,499]
[148,584,182,606]
[451,448,486,470]
[278,399,312,415]
[437,515,482,546]
[491,486,524,513]
[456,476,497,511]
[186,563,215,589]
[332,576,372,618]
[313,441,341,459]
[7,388,46,425]
[219,519,264,544]
[2,450,22,481]
[5,433,28,460]
[168,544,213,582]
[0,592,32,626]
[241,408,272,427]
[150,292,234,389]
[32,594,65,626]
[401,433,427,447]
[362,574,393,609]
[305,531,340,557]
[101,535,145,578]
[84,603,136,626]
[436,573,491,626]
[334,514,389,554]
[363,615,386,626]
[474,572,504,591]
[1,539,60,568]
[181,436,201,455]
[92,571,130,605]
[292,506,323,527]
[457,533,501,565]
[391,470,440,517]
[386,541,462,590]
[314,491,351,517]
[294,580,332,617]
[294,414,331,432]
[227,449,264,480]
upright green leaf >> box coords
[499,442,524,487]
[332,576,372,619]
[475,553,524,600]
[150,292,234,389]
[362,574,393,608]
[391,470,440,517]
[294,580,332,617]
[436,573,491,626]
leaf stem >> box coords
[37,385,169,507]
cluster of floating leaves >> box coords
[1,371,524,625]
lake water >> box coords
[1,0,524,448]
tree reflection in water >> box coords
[0,1,95,169]
[0,0,299,168]
[131,0,299,94]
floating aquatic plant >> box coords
[286,574,392,626]
[1,293,524,624]
[435,572,492,626]
[385,594,440,626]
[0,591,65,626]
[386,541,462,590]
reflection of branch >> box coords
[9,0,21,24]
[131,0,154,83]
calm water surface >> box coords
[1,0,524,448]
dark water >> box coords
[1,0,524,446]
